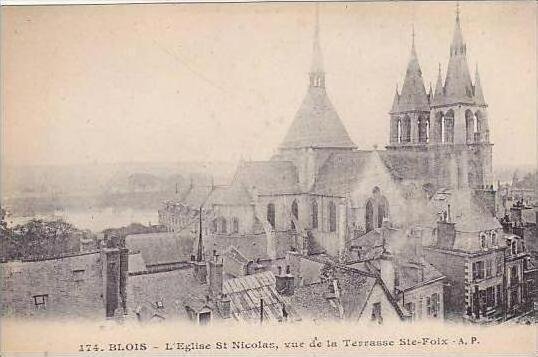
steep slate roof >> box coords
[395,259,444,291]
[429,189,501,233]
[125,232,194,267]
[127,268,209,321]
[206,185,253,206]
[181,186,213,208]
[391,37,429,113]
[128,252,148,275]
[232,161,299,195]
[279,8,355,150]
[426,189,502,252]
[378,150,430,181]
[312,151,373,195]
[279,86,357,149]
[204,232,293,261]
[433,12,479,106]
[288,268,379,321]
[222,271,292,322]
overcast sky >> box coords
[2,2,536,168]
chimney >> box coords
[337,202,347,262]
[275,265,295,296]
[119,247,129,314]
[218,293,231,319]
[500,214,512,233]
[412,227,424,260]
[510,203,523,225]
[101,248,121,318]
[436,206,456,249]
[209,252,223,297]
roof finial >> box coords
[456,1,460,22]
[310,3,323,73]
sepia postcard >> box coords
[0,0,536,355]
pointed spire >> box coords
[443,3,474,105]
[395,26,429,112]
[474,63,486,105]
[433,63,444,103]
[391,83,400,113]
[450,1,466,57]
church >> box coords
[158,6,495,261]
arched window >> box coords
[441,116,446,143]
[465,109,474,143]
[491,231,497,246]
[311,200,318,229]
[267,203,276,229]
[397,118,402,143]
[291,200,299,231]
[232,217,239,234]
[211,218,217,233]
[378,197,388,228]
[418,116,429,144]
[220,217,227,234]
[435,112,444,143]
[480,232,487,249]
[365,186,389,233]
[328,202,337,232]
[402,115,411,143]
[365,200,374,233]
[444,110,454,143]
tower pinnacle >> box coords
[309,4,325,88]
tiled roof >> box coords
[232,161,300,195]
[127,268,209,321]
[204,232,293,261]
[288,268,378,321]
[397,259,444,291]
[222,271,290,322]
[279,86,356,150]
[125,232,194,267]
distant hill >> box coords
[1,161,237,215]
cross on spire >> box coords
[309,3,325,88]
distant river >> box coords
[6,207,160,233]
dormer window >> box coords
[155,300,164,309]
[33,294,48,310]
[479,233,487,249]
[491,231,497,246]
